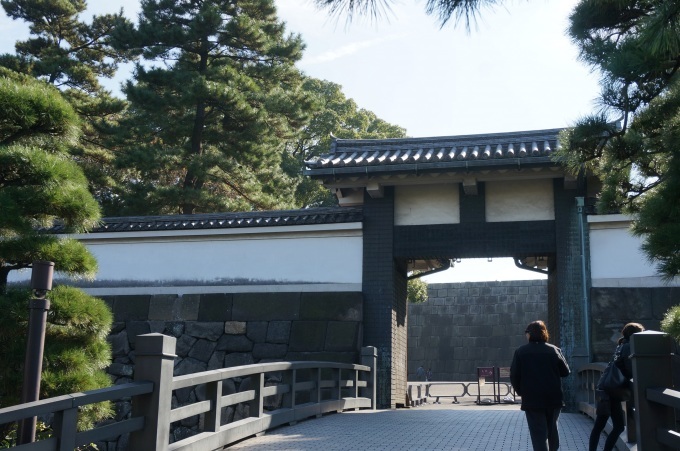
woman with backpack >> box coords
[589,322,645,451]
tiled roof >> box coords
[304,128,564,176]
[49,207,363,234]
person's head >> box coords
[525,320,549,343]
[621,322,645,339]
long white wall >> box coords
[588,214,680,287]
[8,223,364,295]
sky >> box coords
[0,0,602,283]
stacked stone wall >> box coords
[590,286,678,362]
[100,291,362,449]
[408,280,548,382]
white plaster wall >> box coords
[588,214,680,287]
[485,179,554,222]
[394,184,460,225]
[8,223,364,294]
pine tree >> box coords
[0,286,113,437]
[313,0,498,27]
[0,0,136,208]
[0,68,100,290]
[559,0,680,279]
[108,0,312,215]
[0,68,111,439]
[283,77,406,207]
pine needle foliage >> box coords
[555,0,680,280]
[0,286,113,433]
[0,68,100,290]
[107,0,313,215]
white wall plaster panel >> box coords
[588,214,679,287]
[394,184,460,226]
[8,227,363,287]
[485,179,554,222]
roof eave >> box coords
[304,157,559,178]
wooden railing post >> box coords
[631,331,675,451]
[128,333,176,451]
[249,373,264,419]
[361,346,377,409]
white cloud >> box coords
[303,33,406,65]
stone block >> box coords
[232,292,300,321]
[219,335,253,352]
[148,295,180,321]
[110,321,125,334]
[174,357,207,377]
[289,321,327,352]
[651,288,676,319]
[108,363,134,377]
[208,351,225,370]
[223,352,254,367]
[253,343,288,360]
[125,321,151,348]
[108,330,129,358]
[178,294,200,321]
[246,321,268,343]
[197,293,233,321]
[266,321,291,344]
[185,321,223,341]
[176,335,197,358]
[299,292,362,321]
[163,321,185,338]
[224,321,247,335]
[188,339,217,363]
[112,296,150,322]
[325,322,359,351]
[591,288,654,320]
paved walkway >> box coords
[227,400,603,450]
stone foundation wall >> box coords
[99,290,362,450]
[590,286,678,362]
[407,280,548,382]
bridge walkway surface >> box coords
[227,400,609,450]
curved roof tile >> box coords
[304,128,564,176]
[47,207,363,234]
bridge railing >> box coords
[0,333,377,451]
[630,331,679,450]
[406,381,515,406]
[577,331,680,450]
[577,359,637,446]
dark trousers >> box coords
[589,399,625,451]
[524,408,561,451]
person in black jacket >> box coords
[511,320,570,451]
[589,322,645,451]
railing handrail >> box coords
[172,360,370,389]
[0,381,153,425]
[0,334,378,450]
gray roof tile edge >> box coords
[47,207,363,234]
[304,128,566,170]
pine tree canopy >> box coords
[0,68,100,290]
[282,77,406,208]
[313,0,500,27]
[108,0,313,215]
[559,0,680,279]
[0,0,136,213]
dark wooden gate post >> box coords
[631,331,675,451]
[129,333,176,451]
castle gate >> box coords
[305,128,598,409]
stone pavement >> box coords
[227,400,602,450]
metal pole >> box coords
[17,261,53,445]
[17,297,50,444]
[576,197,591,362]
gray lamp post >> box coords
[18,261,54,445]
